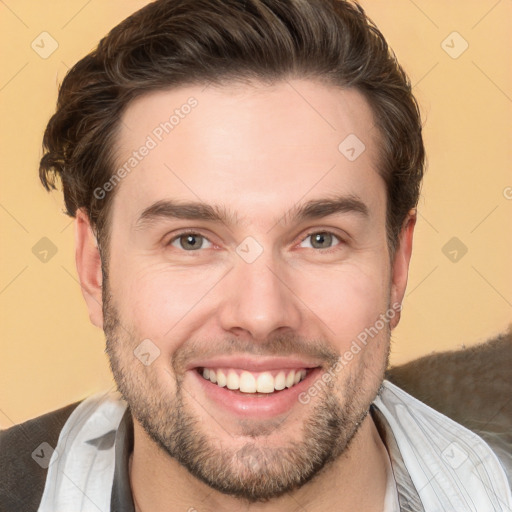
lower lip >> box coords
[190,367,322,419]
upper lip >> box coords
[186,356,323,372]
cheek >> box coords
[293,262,390,345]
[110,258,228,342]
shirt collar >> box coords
[110,403,422,511]
[370,404,424,511]
[111,406,135,512]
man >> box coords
[1,0,510,510]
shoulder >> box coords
[386,328,512,481]
[376,380,512,507]
[0,400,84,512]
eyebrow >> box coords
[134,194,369,230]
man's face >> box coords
[99,80,405,502]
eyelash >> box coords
[166,229,345,253]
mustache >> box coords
[171,334,340,373]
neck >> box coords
[128,413,389,512]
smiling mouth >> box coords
[196,367,316,395]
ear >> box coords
[389,209,416,329]
[75,208,104,329]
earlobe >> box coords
[389,209,416,329]
[75,209,104,329]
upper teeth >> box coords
[201,368,307,393]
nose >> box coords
[217,253,303,342]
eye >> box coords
[169,232,213,251]
[299,231,343,250]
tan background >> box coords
[1,0,511,428]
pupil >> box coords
[313,232,331,248]
[182,234,201,250]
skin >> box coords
[75,79,415,511]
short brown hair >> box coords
[40,0,424,257]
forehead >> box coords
[111,80,385,228]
